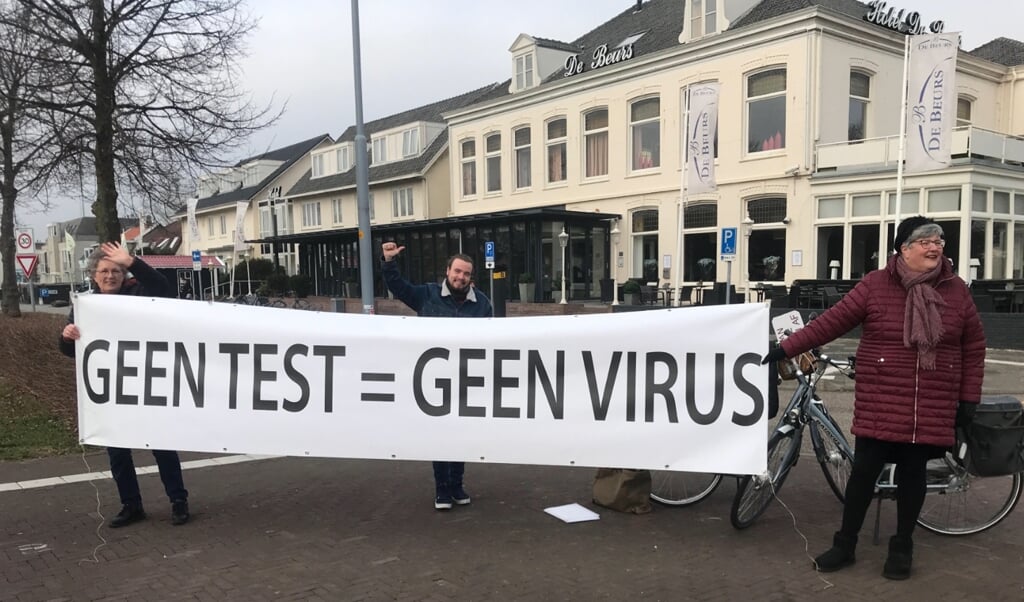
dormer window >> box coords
[690,0,718,38]
[372,137,387,164]
[336,146,351,172]
[515,53,534,91]
[402,128,420,157]
[312,153,325,177]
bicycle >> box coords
[270,292,313,310]
[729,348,1024,536]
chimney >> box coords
[635,0,643,11]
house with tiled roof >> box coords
[176,134,333,274]
[38,217,138,285]
[432,0,1024,302]
[257,83,506,293]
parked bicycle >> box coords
[270,292,313,310]
[729,347,1023,536]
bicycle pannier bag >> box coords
[963,395,1024,477]
[777,352,814,381]
[592,468,652,514]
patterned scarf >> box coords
[893,254,946,369]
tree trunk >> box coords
[90,0,120,243]
[1,110,22,317]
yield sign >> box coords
[16,254,38,278]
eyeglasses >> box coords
[912,239,946,249]
[94,269,124,277]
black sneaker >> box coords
[109,503,146,528]
[171,500,190,526]
[434,493,454,511]
[451,487,471,506]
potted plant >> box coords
[622,279,642,305]
[518,272,535,302]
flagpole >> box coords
[674,88,691,306]
[894,34,911,245]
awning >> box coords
[248,206,620,245]
[136,255,226,269]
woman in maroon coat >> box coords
[764,216,985,580]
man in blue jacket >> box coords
[381,241,493,510]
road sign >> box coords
[484,240,495,270]
[16,255,38,278]
[720,227,737,260]
[191,249,202,271]
[16,228,34,254]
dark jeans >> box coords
[107,447,188,506]
[432,461,465,493]
[838,437,933,540]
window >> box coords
[690,0,717,37]
[849,71,870,141]
[461,139,476,197]
[332,198,342,224]
[957,97,972,127]
[392,187,414,217]
[746,198,788,281]
[515,53,534,90]
[514,126,531,189]
[372,137,387,164]
[207,217,214,236]
[747,68,787,153]
[631,209,659,282]
[402,129,419,157]
[368,192,375,221]
[219,214,227,235]
[312,154,324,177]
[302,201,321,228]
[546,118,567,183]
[485,133,501,192]
[630,97,660,170]
[584,108,608,178]
[682,202,718,281]
[336,147,351,172]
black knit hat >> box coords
[893,215,937,252]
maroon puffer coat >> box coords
[780,257,985,447]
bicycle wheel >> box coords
[270,299,287,308]
[730,429,801,529]
[293,298,312,310]
[916,455,1024,536]
[808,413,853,503]
[650,471,723,506]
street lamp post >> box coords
[610,223,621,306]
[558,226,569,304]
[742,214,755,300]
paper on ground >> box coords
[544,503,600,523]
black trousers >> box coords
[838,436,934,539]
[107,447,188,506]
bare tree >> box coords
[7,0,278,243]
[0,3,69,317]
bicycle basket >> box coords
[777,352,815,381]
[962,396,1024,477]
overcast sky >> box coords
[19,0,1022,238]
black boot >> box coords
[813,532,857,572]
[109,502,146,528]
[882,535,913,580]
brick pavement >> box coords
[3,345,1023,600]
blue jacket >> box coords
[381,259,492,318]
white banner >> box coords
[686,82,720,194]
[74,296,770,475]
[233,200,247,252]
[187,197,200,242]
[905,32,959,174]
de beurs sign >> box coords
[563,42,634,78]
[864,0,946,35]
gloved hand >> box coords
[761,346,788,365]
[956,401,977,428]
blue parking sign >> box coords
[720,227,737,258]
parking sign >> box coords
[720,227,737,260]
[485,241,495,270]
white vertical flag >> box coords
[187,197,200,242]
[233,200,248,252]
[905,33,959,174]
[686,82,720,194]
